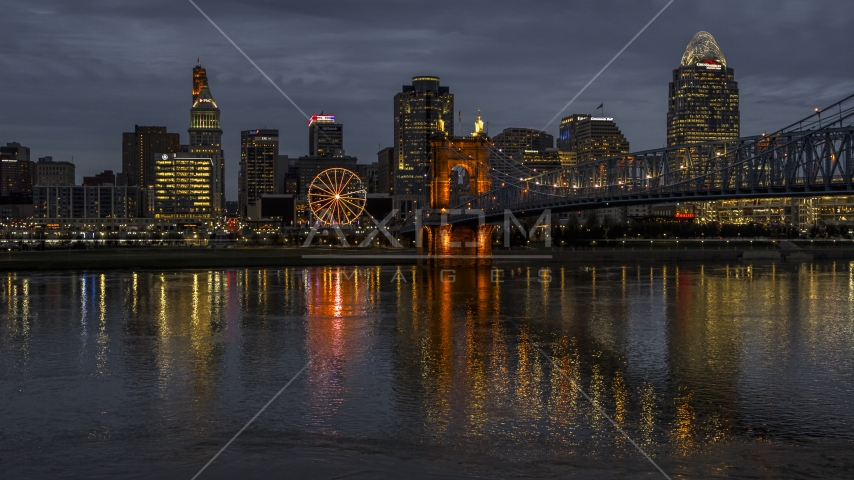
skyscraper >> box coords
[239,129,279,218]
[308,114,343,157]
[557,114,585,152]
[667,31,739,147]
[121,126,180,188]
[0,142,34,197]
[393,76,454,213]
[376,147,395,195]
[188,61,225,215]
[558,114,629,164]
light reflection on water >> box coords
[1,262,854,478]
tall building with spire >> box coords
[188,61,225,215]
[393,76,454,214]
[667,31,739,147]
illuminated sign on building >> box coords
[199,98,213,103]
[590,117,614,121]
[696,62,722,70]
[308,114,335,125]
[674,213,695,219]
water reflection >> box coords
[2,263,854,477]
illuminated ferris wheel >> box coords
[307,168,367,225]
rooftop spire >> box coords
[473,109,484,137]
[192,61,208,97]
[681,31,727,67]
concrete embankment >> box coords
[0,247,417,272]
[1,246,852,272]
[493,248,854,264]
[494,249,743,264]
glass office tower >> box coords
[393,76,454,213]
[667,31,739,147]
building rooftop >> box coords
[681,31,726,67]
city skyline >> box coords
[2,1,853,200]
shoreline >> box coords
[0,246,851,272]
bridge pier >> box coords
[421,224,495,267]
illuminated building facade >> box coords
[710,198,792,226]
[239,129,279,219]
[667,31,739,147]
[393,76,454,214]
[558,151,577,168]
[33,185,140,219]
[698,197,854,230]
[35,157,75,186]
[153,153,212,218]
[308,115,343,157]
[557,114,629,164]
[188,62,224,215]
[515,149,561,173]
[803,197,854,228]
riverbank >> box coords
[0,245,852,271]
[494,248,825,264]
[0,247,417,271]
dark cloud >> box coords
[2,0,853,196]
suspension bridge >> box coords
[404,92,854,231]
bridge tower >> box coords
[420,113,496,266]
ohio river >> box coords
[2,263,853,479]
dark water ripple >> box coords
[1,263,854,479]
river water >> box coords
[2,262,853,479]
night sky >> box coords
[3,0,853,199]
